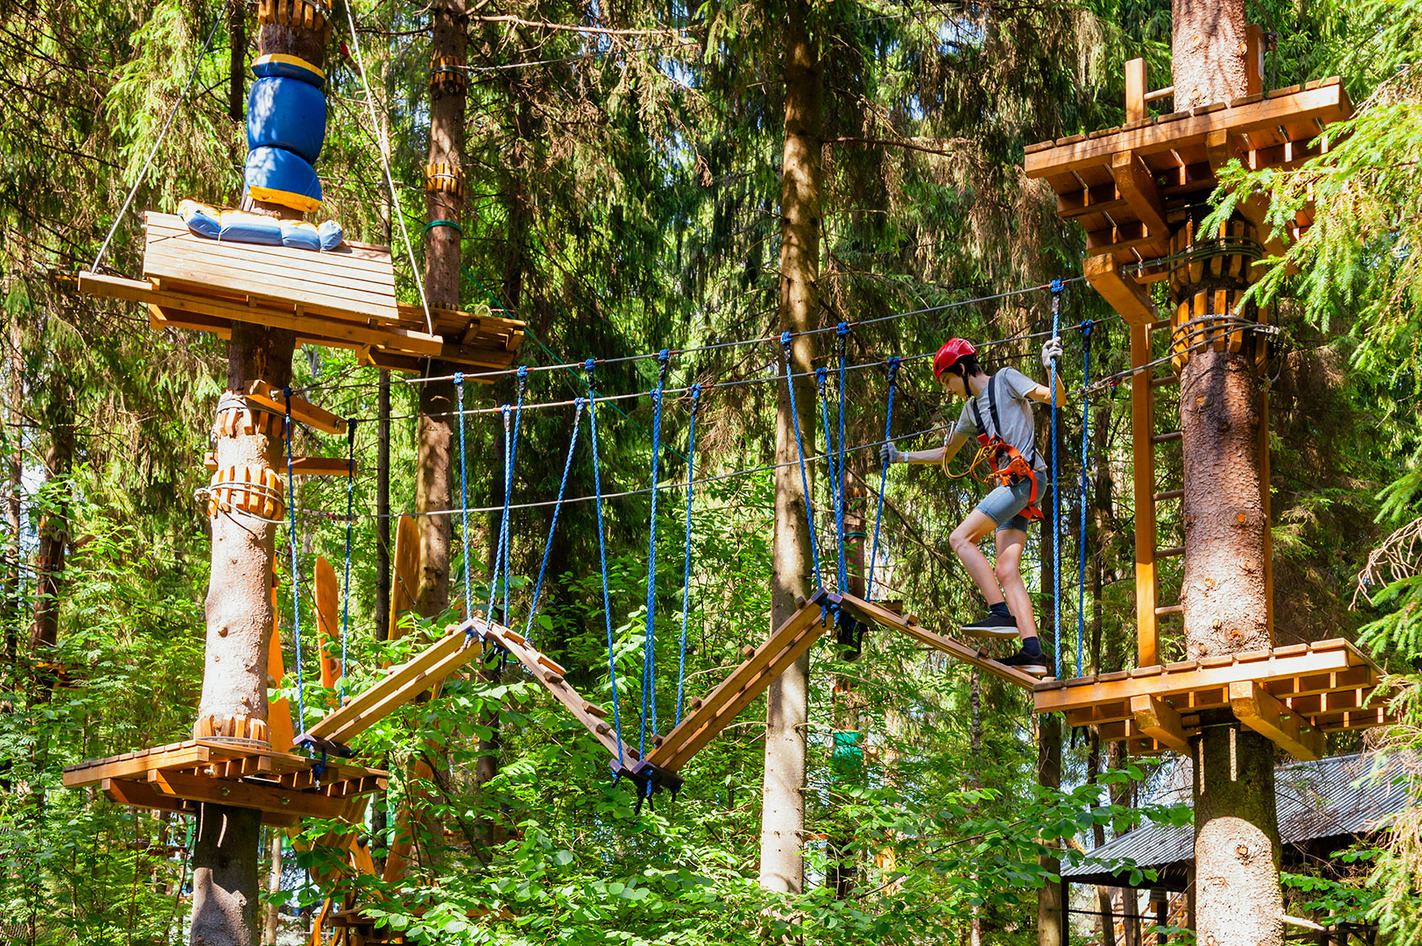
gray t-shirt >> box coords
[951,367,1046,473]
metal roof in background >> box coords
[1063,752,1414,887]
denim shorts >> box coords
[976,476,1037,533]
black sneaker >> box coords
[998,648,1049,676]
[961,611,1019,638]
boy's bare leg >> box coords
[994,527,1039,642]
[949,511,1005,606]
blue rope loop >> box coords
[487,404,515,622]
[1076,319,1094,679]
[782,338,823,588]
[866,357,900,601]
[815,368,842,593]
[496,377,527,625]
[280,388,306,732]
[340,418,357,702]
[1048,284,1062,679]
[641,351,672,756]
[676,383,701,725]
[585,363,624,770]
[525,398,584,643]
[453,373,472,619]
[834,324,849,592]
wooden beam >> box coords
[245,380,346,434]
[1246,25,1265,97]
[1129,694,1191,752]
[315,556,341,691]
[205,453,354,476]
[1230,680,1324,760]
[1025,81,1350,178]
[1086,254,1156,327]
[388,515,419,643]
[1125,58,1147,124]
[149,770,352,820]
[1111,151,1169,239]
[1130,320,1159,666]
[268,577,295,752]
[63,743,212,787]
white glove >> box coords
[881,442,903,466]
[1041,336,1064,372]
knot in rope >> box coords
[1081,317,1094,339]
[780,330,793,350]
[1051,277,1065,295]
[885,355,901,384]
[689,383,702,412]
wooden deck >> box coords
[77,212,526,373]
[1034,639,1392,759]
[62,739,386,827]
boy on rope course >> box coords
[881,335,1065,674]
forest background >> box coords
[3,0,1422,943]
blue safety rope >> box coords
[486,369,527,624]
[834,322,850,592]
[817,368,843,592]
[340,418,357,702]
[866,357,900,601]
[525,399,584,643]
[641,351,671,757]
[502,368,528,620]
[1076,319,1094,678]
[782,333,823,589]
[585,360,623,771]
[280,389,306,732]
[676,384,701,725]
[453,373,472,618]
[1049,279,1063,680]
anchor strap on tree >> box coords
[488,368,528,622]
[1076,318,1094,678]
[454,373,472,618]
[641,350,671,758]
[281,388,306,732]
[782,332,823,589]
[525,398,585,642]
[676,384,701,726]
[340,417,357,702]
[866,357,900,601]
[1048,278,1063,680]
[585,359,624,773]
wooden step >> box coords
[1150,430,1183,445]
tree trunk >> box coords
[1171,3,1283,945]
[5,317,21,666]
[192,321,294,946]
[261,834,281,946]
[29,370,71,668]
[758,0,820,897]
[1038,394,1063,946]
[227,0,245,123]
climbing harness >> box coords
[524,399,584,642]
[1075,319,1094,679]
[866,357,900,602]
[964,374,1044,521]
[339,418,357,702]
[675,384,701,725]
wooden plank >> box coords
[144,212,393,262]
[1130,694,1190,752]
[78,271,446,358]
[389,515,419,642]
[1125,58,1147,124]
[144,241,398,312]
[1026,83,1351,178]
[150,305,342,351]
[246,381,347,435]
[305,627,485,743]
[143,220,398,283]
[315,556,341,691]
[150,770,352,820]
[1111,151,1169,239]
[831,592,1041,689]
[645,601,831,771]
[360,342,518,374]
[268,575,296,751]
[1131,320,1159,666]
[1230,680,1324,760]
[396,302,527,337]
[1086,254,1156,328]
[64,743,211,787]
[102,778,199,818]
[204,454,354,476]
[1033,646,1357,714]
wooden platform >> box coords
[63,739,387,827]
[77,212,525,373]
[1024,75,1351,326]
[1034,639,1392,759]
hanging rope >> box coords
[454,373,472,618]
[835,322,850,592]
[641,351,671,758]
[1048,279,1063,680]
[525,399,584,643]
[485,370,527,623]
[816,368,844,593]
[676,384,701,726]
[782,333,823,589]
[866,357,900,601]
[339,418,357,703]
[281,389,306,732]
[585,360,623,771]
[1075,319,1094,679]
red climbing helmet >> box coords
[933,338,977,380]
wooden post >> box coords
[1131,323,1158,667]
[1126,58,1148,123]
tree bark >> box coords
[5,317,21,666]
[758,0,820,897]
[227,0,245,124]
[1171,3,1282,945]
[29,370,72,667]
